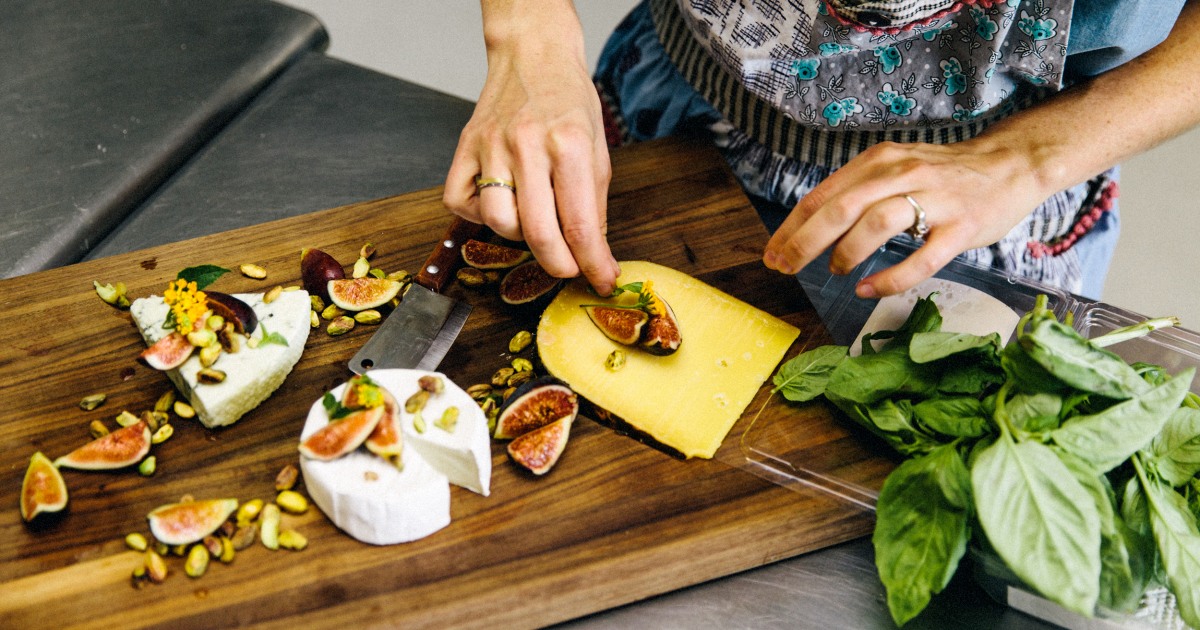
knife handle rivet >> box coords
[443,239,455,249]
[426,264,439,275]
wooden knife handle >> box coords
[415,216,484,293]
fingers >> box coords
[856,230,961,298]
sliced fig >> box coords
[507,415,573,475]
[139,331,194,370]
[499,260,562,306]
[21,452,68,522]
[147,498,239,545]
[299,405,385,461]
[205,291,258,334]
[584,306,649,346]
[495,377,579,439]
[641,297,682,356]
[301,247,346,302]
[327,277,403,311]
[461,239,532,270]
[56,421,152,470]
[365,389,403,457]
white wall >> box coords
[279,0,1200,329]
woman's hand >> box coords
[762,138,1046,297]
[443,1,620,295]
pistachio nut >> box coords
[508,330,533,354]
[456,267,486,287]
[219,536,236,563]
[605,349,627,372]
[310,294,326,312]
[217,325,242,353]
[360,242,376,259]
[259,504,281,551]
[93,280,130,308]
[263,285,283,304]
[278,529,308,551]
[145,549,168,583]
[131,565,149,589]
[219,520,236,539]
[199,343,222,368]
[282,285,301,292]
[173,401,196,419]
[310,310,320,329]
[385,270,412,283]
[353,309,382,325]
[187,329,217,348]
[184,544,210,578]
[275,490,309,515]
[89,419,111,440]
[79,393,107,411]
[417,375,444,394]
[507,370,534,388]
[352,256,371,279]
[320,304,345,320]
[491,367,515,388]
[202,535,224,559]
[153,390,176,413]
[170,544,187,557]
[369,268,386,279]
[151,424,174,445]
[139,410,160,433]
[246,335,260,349]
[327,316,355,336]
[115,410,140,427]
[205,314,226,332]
[484,270,501,283]
[405,389,430,414]
[153,541,170,556]
[138,456,157,477]
[510,358,534,373]
[274,463,299,492]
[239,263,267,279]
[412,411,427,434]
[501,386,516,403]
[230,524,258,551]
[466,384,493,401]
[125,532,149,552]
[237,498,264,526]
[197,368,226,384]
[435,406,459,433]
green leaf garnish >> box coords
[322,392,354,420]
[177,265,230,290]
[257,323,289,347]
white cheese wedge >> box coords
[851,277,1021,356]
[130,290,310,428]
[299,369,492,545]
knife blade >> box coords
[349,217,483,374]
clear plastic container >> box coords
[742,238,1199,627]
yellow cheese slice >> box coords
[537,261,799,459]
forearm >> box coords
[978,0,1200,197]
[480,1,587,71]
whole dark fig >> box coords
[300,247,345,302]
[206,291,258,335]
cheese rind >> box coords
[130,291,310,428]
[537,261,800,459]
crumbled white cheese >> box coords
[130,291,310,428]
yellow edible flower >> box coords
[640,280,666,317]
[163,278,209,333]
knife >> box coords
[349,217,483,374]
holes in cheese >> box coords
[536,261,800,459]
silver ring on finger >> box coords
[904,194,929,240]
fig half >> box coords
[495,377,579,440]
[55,421,152,470]
[507,415,573,475]
[21,451,68,522]
[641,298,682,356]
[499,261,562,306]
[583,306,649,346]
[461,239,532,270]
[328,278,403,311]
[299,405,385,461]
[139,331,194,370]
[148,498,239,545]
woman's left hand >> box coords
[762,138,1047,297]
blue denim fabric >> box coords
[1067,0,1185,79]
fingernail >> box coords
[763,251,779,269]
[856,283,877,298]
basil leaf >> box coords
[873,444,971,626]
[912,396,989,438]
[1145,406,1200,486]
[972,437,1100,615]
[1142,475,1200,629]
[321,392,353,420]
[1020,318,1150,399]
[909,331,1001,364]
[772,345,847,402]
[834,399,939,457]
[1000,341,1069,395]
[826,346,939,406]
[1051,368,1193,473]
[257,322,290,348]
[860,293,943,354]
[176,264,230,290]
[1005,391,1063,433]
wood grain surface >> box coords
[0,137,894,628]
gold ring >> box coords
[904,194,929,240]
[475,176,516,193]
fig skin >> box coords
[640,298,682,356]
[21,451,68,522]
[507,415,573,475]
[499,261,562,306]
[583,306,648,346]
[461,239,532,270]
[495,376,579,440]
[364,388,403,458]
[140,331,194,370]
[148,498,239,546]
[299,405,385,461]
[327,278,403,311]
[205,291,258,335]
[56,421,152,470]
[301,247,346,302]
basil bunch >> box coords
[774,294,1200,627]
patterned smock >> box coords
[595,0,1183,298]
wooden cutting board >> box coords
[0,136,896,628]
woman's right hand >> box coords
[443,0,620,296]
